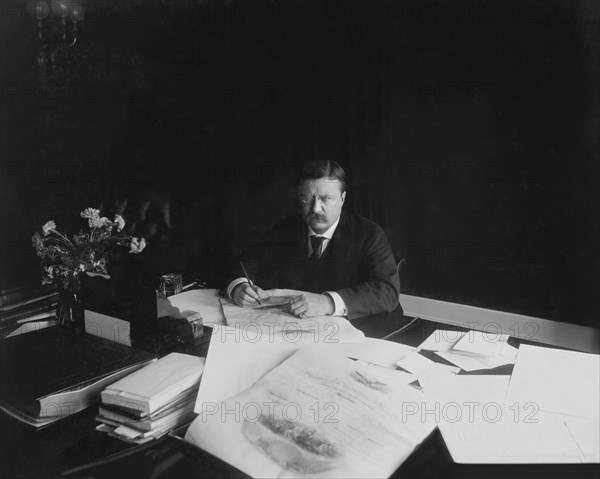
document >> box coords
[562,415,600,463]
[435,344,518,372]
[413,362,460,383]
[418,373,588,463]
[396,352,436,376]
[4,319,56,338]
[417,329,467,351]
[220,298,365,344]
[85,310,131,346]
[195,331,409,413]
[167,289,225,325]
[451,330,509,356]
[419,329,516,372]
[505,344,600,420]
[195,331,299,410]
[102,353,205,414]
[187,348,436,478]
[318,337,415,369]
[439,406,585,463]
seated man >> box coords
[227,160,400,320]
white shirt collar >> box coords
[308,215,341,240]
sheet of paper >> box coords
[167,289,225,325]
[105,353,205,399]
[187,348,436,478]
[15,311,56,323]
[415,362,460,384]
[195,331,300,411]
[221,300,365,344]
[562,415,600,463]
[323,338,415,368]
[505,344,600,419]
[417,373,587,463]
[418,373,511,404]
[396,352,435,376]
[451,330,509,356]
[354,360,417,385]
[417,330,467,352]
[435,343,518,372]
[85,310,131,346]
[440,407,585,463]
[5,319,56,337]
[195,333,411,414]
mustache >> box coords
[308,214,326,221]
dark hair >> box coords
[298,160,346,192]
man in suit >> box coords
[227,160,400,320]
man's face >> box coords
[298,178,346,234]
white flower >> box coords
[44,265,55,278]
[129,237,147,254]
[89,216,112,229]
[80,208,100,219]
[114,215,125,232]
[42,220,56,236]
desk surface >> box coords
[1,310,599,479]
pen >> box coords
[239,261,261,305]
[181,282,197,292]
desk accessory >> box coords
[159,274,183,297]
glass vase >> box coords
[56,290,84,330]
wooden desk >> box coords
[1,313,598,479]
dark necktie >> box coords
[310,235,325,259]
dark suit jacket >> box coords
[239,210,400,319]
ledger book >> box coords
[0,327,157,426]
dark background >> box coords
[1,0,598,326]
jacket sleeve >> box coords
[334,223,400,319]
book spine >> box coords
[0,290,57,310]
[0,288,33,308]
[0,301,57,325]
[0,293,59,313]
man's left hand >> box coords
[289,292,334,318]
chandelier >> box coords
[33,1,90,86]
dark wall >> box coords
[1,0,598,326]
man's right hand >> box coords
[232,282,265,307]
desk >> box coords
[1,311,598,479]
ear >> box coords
[341,191,346,205]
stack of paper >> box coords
[418,329,518,371]
[97,353,205,443]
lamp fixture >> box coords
[32,1,89,85]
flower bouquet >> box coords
[32,208,147,327]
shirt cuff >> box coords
[227,278,249,299]
[324,291,348,317]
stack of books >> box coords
[0,287,59,338]
[96,352,206,444]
